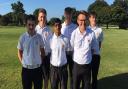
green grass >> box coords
[0,27,128,89]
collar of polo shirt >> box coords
[53,33,63,39]
[89,25,98,31]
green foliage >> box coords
[11,1,25,26]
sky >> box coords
[0,0,114,20]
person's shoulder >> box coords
[61,34,69,43]
[35,25,40,30]
[72,27,78,33]
[87,27,94,33]
[96,26,103,32]
[18,32,27,42]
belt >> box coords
[51,64,67,70]
[22,64,41,69]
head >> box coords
[77,10,88,29]
[89,12,97,26]
[38,8,47,25]
[64,7,73,22]
[51,18,62,35]
[25,15,36,32]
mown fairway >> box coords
[0,26,128,89]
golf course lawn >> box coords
[0,26,128,89]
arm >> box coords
[17,49,23,64]
[40,48,45,63]
[17,35,23,64]
[99,29,104,50]
[91,32,99,55]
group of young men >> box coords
[17,7,103,89]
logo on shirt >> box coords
[45,32,48,37]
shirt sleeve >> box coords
[70,30,75,49]
[17,35,23,50]
[99,28,104,42]
[65,38,70,51]
[91,32,99,54]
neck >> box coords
[90,23,96,28]
[55,32,61,37]
[28,30,35,36]
[65,19,71,25]
[38,22,46,28]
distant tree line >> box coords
[0,0,128,29]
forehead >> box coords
[78,14,86,19]
[89,15,96,18]
[38,12,46,16]
[54,22,61,25]
[27,20,35,24]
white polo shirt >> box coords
[17,32,44,66]
[35,25,53,56]
[88,26,104,54]
[61,22,77,51]
[50,34,69,67]
[70,27,99,65]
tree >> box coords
[111,0,128,29]
[0,15,10,26]
[88,0,111,28]
[33,8,40,19]
[11,1,25,25]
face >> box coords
[64,12,72,21]
[38,12,46,24]
[89,15,96,26]
[77,14,87,28]
[26,20,36,32]
[53,22,62,34]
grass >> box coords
[0,27,128,89]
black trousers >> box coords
[22,67,43,89]
[50,64,68,89]
[91,55,100,89]
[42,53,51,80]
[66,54,74,89]
[73,62,91,89]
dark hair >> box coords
[64,7,73,14]
[89,11,97,18]
[51,18,61,26]
[77,10,88,18]
[25,14,36,24]
[38,8,47,15]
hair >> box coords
[77,10,88,18]
[51,18,61,26]
[25,14,36,24]
[38,8,47,15]
[89,11,97,18]
[64,7,73,14]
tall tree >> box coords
[111,0,128,28]
[88,0,111,28]
[11,1,25,25]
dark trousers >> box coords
[50,64,68,89]
[91,55,100,89]
[73,62,91,89]
[67,54,74,89]
[42,53,51,89]
[22,67,43,89]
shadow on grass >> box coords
[98,73,128,89]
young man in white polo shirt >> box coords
[70,11,99,89]
[88,12,104,89]
[17,15,45,89]
[35,8,52,89]
[61,7,77,89]
[50,18,69,89]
